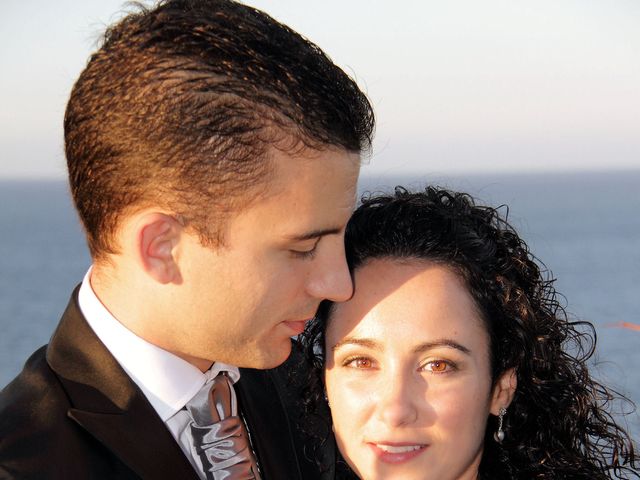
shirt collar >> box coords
[77,268,241,421]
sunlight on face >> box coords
[172,147,360,369]
[325,259,504,480]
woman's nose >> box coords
[375,370,419,427]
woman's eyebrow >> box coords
[331,337,472,355]
[412,339,471,355]
[331,337,381,352]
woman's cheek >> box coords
[430,379,492,438]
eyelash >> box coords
[421,359,457,374]
[342,356,374,369]
[290,242,319,260]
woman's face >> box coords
[324,259,511,480]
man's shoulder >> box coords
[0,342,119,479]
[0,343,140,480]
[0,344,69,423]
[0,345,74,478]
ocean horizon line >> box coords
[1,166,640,184]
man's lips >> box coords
[368,442,428,464]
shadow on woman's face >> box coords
[324,258,508,480]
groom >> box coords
[0,1,374,478]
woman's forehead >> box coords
[326,259,489,351]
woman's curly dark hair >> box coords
[298,185,638,479]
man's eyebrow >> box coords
[331,337,471,355]
[285,227,342,242]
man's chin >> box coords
[244,339,294,370]
[196,338,294,370]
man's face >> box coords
[172,147,360,369]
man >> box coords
[0,0,374,478]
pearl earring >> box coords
[494,407,507,443]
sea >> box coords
[1,170,639,441]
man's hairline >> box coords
[89,141,362,263]
[211,142,362,244]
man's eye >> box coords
[290,239,320,259]
[290,245,317,259]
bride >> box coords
[300,186,638,479]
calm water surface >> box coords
[1,171,639,440]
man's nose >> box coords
[306,241,353,302]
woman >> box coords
[300,186,638,479]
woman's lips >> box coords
[368,442,428,464]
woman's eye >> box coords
[344,356,373,369]
[423,360,454,373]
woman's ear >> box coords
[490,368,517,414]
[137,213,183,284]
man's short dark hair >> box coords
[65,0,375,260]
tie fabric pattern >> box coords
[186,372,262,480]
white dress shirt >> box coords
[78,269,240,478]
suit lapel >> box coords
[46,288,198,479]
[236,367,303,479]
[67,400,196,479]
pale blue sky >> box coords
[1,0,639,178]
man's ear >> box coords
[137,213,183,284]
[490,368,517,415]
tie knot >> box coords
[184,372,262,479]
[208,373,235,423]
[187,372,236,426]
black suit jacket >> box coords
[0,288,334,479]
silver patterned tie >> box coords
[186,372,261,480]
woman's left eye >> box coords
[343,356,374,369]
[422,360,455,373]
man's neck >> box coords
[89,263,214,373]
